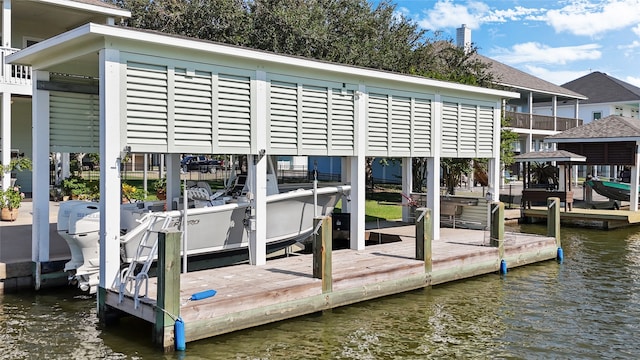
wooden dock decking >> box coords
[104,224,559,348]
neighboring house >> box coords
[539,71,640,123]
[536,72,640,179]
[0,0,130,192]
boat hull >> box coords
[120,186,348,262]
[586,180,636,202]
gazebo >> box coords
[545,115,640,211]
[515,149,586,211]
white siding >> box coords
[216,73,252,152]
[367,90,433,157]
[125,62,168,147]
[174,69,213,149]
[441,99,496,158]
[50,91,99,152]
[367,93,389,155]
[268,76,356,155]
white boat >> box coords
[58,165,350,293]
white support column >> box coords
[62,153,70,179]
[250,70,268,266]
[401,157,412,222]
[166,154,180,209]
[552,96,557,132]
[630,141,640,211]
[350,155,366,250]
[2,0,11,48]
[558,165,566,192]
[31,71,50,291]
[341,157,351,212]
[1,92,10,190]
[426,157,440,240]
[427,93,442,241]
[248,154,267,265]
[98,49,122,293]
[488,100,501,202]
[350,85,367,250]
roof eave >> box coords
[37,0,131,18]
[9,23,520,100]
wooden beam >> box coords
[490,202,505,259]
[36,80,99,94]
[547,197,561,247]
[154,230,181,352]
[415,208,433,273]
[312,216,332,293]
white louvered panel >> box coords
[217,73,251,149]
[269,81,298,150]
[330,89,355,152]
[367,93,389,153]
[390,96,411,155]
[412,98,431,156]
[126,62,168,147]
[50,92,99,152]
[459,104,477,154]
[477,105,495,155]
[174,70,213,148]
[441,102,459,155]
[300,85,329,151]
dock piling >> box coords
[415,207,433,273]
[547,197,561,245]
[312,216,332,293]
[154,230,182,352]
[490,202,505,260]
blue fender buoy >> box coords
[190,289,217,301]
[557,247,564,263]
[175,317,186,351]
[499,259,507,275]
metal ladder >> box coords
[118,213,176,308]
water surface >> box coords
[2,224,639,359]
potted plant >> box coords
[122,182,146,203]
[0,186,25,221]
[153,177,167,200]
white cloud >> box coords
[417,0,545,30]
[618,40,640,57]
[626,76,640,87]
[545,0,640,37]
[522,65,591,85]
[633,24,640,37]
[491,42,601,65]
[418,0,489,30]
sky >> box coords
[387,0,640,87]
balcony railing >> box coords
[1,47,32,86]
[504,111,582,131]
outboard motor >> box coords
[57,200,93,272]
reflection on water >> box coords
[2,224,640,359]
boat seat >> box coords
[196,181,213,196]
[230,174,248,196]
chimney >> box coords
[456,24,471,52]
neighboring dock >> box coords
[103,203,562,351]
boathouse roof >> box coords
[514,150,586,163]
[546,115,640,143]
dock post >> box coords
[312,216,332,293]
[154,230,182,352]
[547,197,561,247]
[490,202,505,259]
[415,207,433,273]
